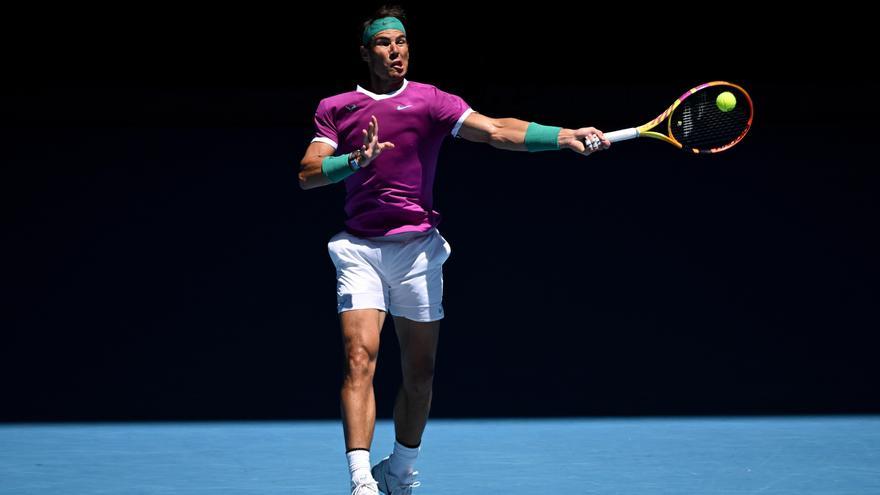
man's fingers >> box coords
[574,127,611,153]
[359,117,389,161]
[583,136,597,153]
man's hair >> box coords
[361,5,407,47]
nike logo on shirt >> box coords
[396,105,413,111]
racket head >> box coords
[639,81,754,153]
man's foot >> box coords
[351,473,379,495]
[371,456,421,494]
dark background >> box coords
[3,4,878,421]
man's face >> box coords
[362,29,409,81]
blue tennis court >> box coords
[2,416,878,494]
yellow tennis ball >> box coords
[716,91,737,112]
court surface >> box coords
[2,416,878,494]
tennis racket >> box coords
[604,81,753,154]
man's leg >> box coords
[340,308,387,451]
[371,316,439,489]
[392,316,440,445]
[391,316,440,446]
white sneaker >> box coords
[371,456,421,494]
[351,473,379,495]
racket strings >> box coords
[672,94,751,151]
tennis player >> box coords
[298,6,610,494]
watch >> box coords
[348,151,361,171]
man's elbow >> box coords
[298,160,315,190]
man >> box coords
[298,6,610,494]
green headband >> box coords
[362,17,406,45]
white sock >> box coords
[347,449,373,483]
[389,441,420,479]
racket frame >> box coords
[605,81,754,154]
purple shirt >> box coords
[312,79,473,237]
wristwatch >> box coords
[348,150,362,171]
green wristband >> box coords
[524,122,562,152]
[322,154,354,183]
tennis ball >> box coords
[716,91,737,112]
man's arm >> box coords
[299,115,395,190]
[298,141,336,190]
[456,112,610,154]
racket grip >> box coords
[604,128,639,143]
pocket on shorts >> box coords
[327,231,352,269]
[436,231,452,264]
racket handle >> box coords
[604,128,639,143]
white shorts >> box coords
[327,228,452,322]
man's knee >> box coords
[344,344,378,381]
[403,364,435,396]
[340,309,382,382]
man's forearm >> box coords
[485,118,580,152]
[299,157,335,190]
[459,112,603,155]
[484,118,531,151]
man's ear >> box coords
[359,45,370,62]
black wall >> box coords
[3,5,878,421]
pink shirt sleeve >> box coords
[312,99,339,148]
[430,87,472,137]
